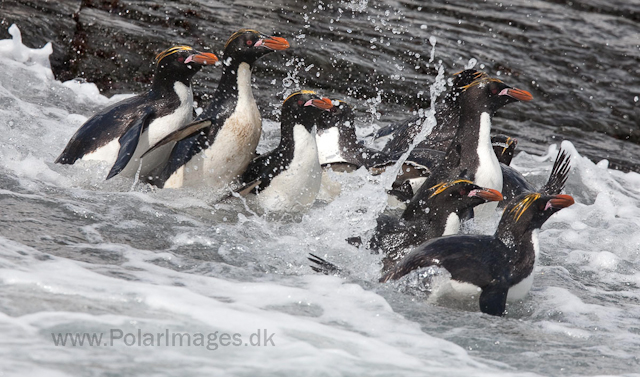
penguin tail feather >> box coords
[308,253,343,276]
[541,148,571,195]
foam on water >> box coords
[1,25,639,376]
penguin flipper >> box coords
[141,119,213,159]
[235,152,278,195]
[106,108,153,180]
[541,148,571,195]
[479,283,509,316]
[235,180,262,197]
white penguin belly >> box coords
[472,112,503,218]
[165,63,261,190]
[427,278,482,305]
[257,125,322,213]
[507,230,539,302]
[81,139,119,166]
[316,127,347,165]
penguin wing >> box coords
[106,107,154,179]
[152,101,236,185]
[235,151,281,196]
[141,118,212,159]
[55,95,149,164]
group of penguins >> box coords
[55,29,575,316]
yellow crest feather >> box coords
[508,193,541,222]
[460,72,503,92]
[284,90,317,103]
[429,179,473,198]
[155,46,194,64]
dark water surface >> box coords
[1,0,639,170]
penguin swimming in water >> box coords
[143,29,290,190]
[235,91,335,213]
[370,180,504,272]
[401,72,533,221]
[379,192,575,316]
[315,100,392,200]
[55,46,218,179]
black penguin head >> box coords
[154,46,218,86]
[458,71,533,114]
[222,29,290,66]
[281,91,335,133]
[499,193,575,235]
[427,179,503,214]
[491,134,518,166]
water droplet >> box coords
[634,96,638,102]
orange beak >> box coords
[261,36,290,51]
[470,188,503,202]
[188,52,219,65]
[305,97,334,110]
[500,87,533,101]
[546,194,575,210]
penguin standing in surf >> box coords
[55,46,218,179]
[144,29,290,190]
[236,91,335,213]
[380,192,575,316]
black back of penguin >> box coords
[146,29,290,188]
[55,46,218,179]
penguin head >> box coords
[501,193,575,234]
[458,71,533,114]
[427,179,503,214]
[154,46,218,84]
[223,29,290,66]
[281,91,335,132]
[491,134,518,166]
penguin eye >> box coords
[178,57,185,63]
[297,100,304,106]
[246,40,253,46]
[459,190,466,196]
[490,86,499,95]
